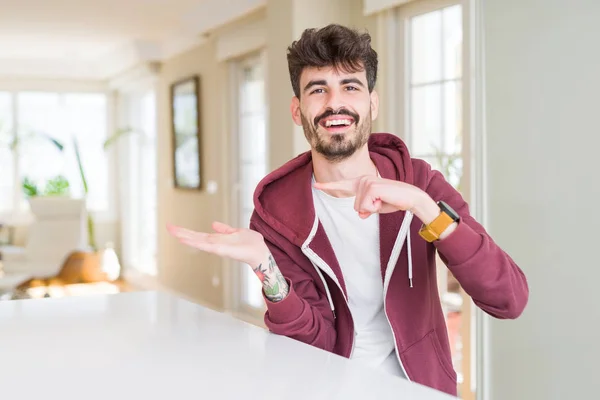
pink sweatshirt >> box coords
[250,133,529,397]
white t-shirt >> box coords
[312,182,405,379]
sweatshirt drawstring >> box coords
[385,211,414,289]
[407,226,413,288]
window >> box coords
[137,92,158,275]
[0,91,109,218]
[0,92,15,216]
[408,5,463,187]
[231,53,268,314]
[390,1,477,399]
[116,90,158,276]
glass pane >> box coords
[416,156,442,175]
[240,114,267,163]
[241,78,265,115]
[237,57,267,311]
[446,155,463,191]
[411,10,442,85]
[139,92,157,275]
[411,84,441,155]
[241,162,266,211]
[16,92,108,212]
[242,262,265,309]
[240,207,263,308]
[17,92,65,210]
[63,93,108,211]
[0,92,13,214]
[419,155,463,191]
[443,5,463,80]
[443,81,462,154]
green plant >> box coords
[4,124,136,253]
[103,127,134,151]
[72,137,97,251]
[74,127,135,252]
[44,175,70,196]
[22,176,39,197]
[21,175,71,197]
[13,133,68,198]
[432,146,463,193]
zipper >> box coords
[382,211,414,381]
[302,216,356,358]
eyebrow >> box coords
[303,79,327,93]
[340,78,365,87]
[303,77,366,93]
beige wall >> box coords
[156,37,230,310]
[155,2,378,309]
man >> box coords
[168,24,529,397]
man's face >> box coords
[290,65,379,162]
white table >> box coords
[0,291,456,399]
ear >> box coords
[290,96,302,126]
[370,90,379,121]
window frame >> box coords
[384,1,486,398]
[115,88,158,277]
[227,50,269,324]
[0,84,117,224]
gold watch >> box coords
[418,201,460,242]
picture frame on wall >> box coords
[170,75,202,190]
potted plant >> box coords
[11,128,134,282]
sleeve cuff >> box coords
[434,219,484,266]
[263,278,306,325]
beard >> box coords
[300,108,372,163]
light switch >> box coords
[206,180,218,194]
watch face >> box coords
[438,201,459,221]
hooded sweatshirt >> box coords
[249,133,529,397]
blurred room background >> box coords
[0,1,597,399]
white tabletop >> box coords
[0,291,456,400]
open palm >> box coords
[166,221,267,267]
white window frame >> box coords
[115,89,158,277]
[0,82,117,224]
[227,50,269,324]
[383,1,487,398]
[109,65,160,281]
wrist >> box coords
[415,196,460,241]
[249,242,271,268]
[411,191,441,225]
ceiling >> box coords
[0,0,265,80]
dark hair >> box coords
[286,24,378,98]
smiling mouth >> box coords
[319,118,355,131]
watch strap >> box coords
[418,203,457,242]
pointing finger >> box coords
[313,179,358,195]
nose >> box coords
[324,88,346,112]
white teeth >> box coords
[325,119,352,127]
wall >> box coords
[484,1,600,399]
[156,36,229,310]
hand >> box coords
[166,221,269,267]
[167,221,290,302]
[313,175,428,219]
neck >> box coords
[312,144,377,184]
